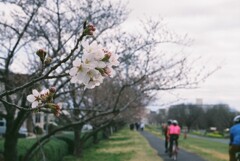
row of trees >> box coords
[0,0,214,161]
[148,103,238,132]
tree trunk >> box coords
[92,126,99,144]
[4,133,18,161]
[102,127,109,139]
[4,118,19,161]
[73,127,83,157]
[26,114,34,135]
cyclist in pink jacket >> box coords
[168,120,181,157]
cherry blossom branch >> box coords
[0,98,44,111]
[0,31,85,98]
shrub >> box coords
[33,126,44,135]
[62,155,79,161]
[56,135,74,154]
[20,138,69,161]
[39,138,69,161]
[206,133,223,138]
[48,123,58,133]
[0,137,69,161]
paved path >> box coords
[140,131,208,161]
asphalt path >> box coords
[140,131,208,161]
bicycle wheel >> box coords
[236,152,240,161]
[172,143,177,160]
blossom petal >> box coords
[69,67,78,76]
[32,89,40,97]
[27,95,36,102]
[81,74,91,85]
[73,58,82,66]
[97,61,106,68]
[81,40,89,49]
[32,101,39,108]
[70,76,78,83]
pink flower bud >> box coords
[44,57,52,65]
[49,87,56,93]
[104,67,112,77]
[102,49,112,62]
[83,24,96,36]
[88,24,96,31]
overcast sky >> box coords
[2,0,239,110]
[119,0,240,110]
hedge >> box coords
[0,137,69,161]
[0,130,107,161]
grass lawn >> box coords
[63,128,163,161]
[145,125,229,161]
[180,137,228,161]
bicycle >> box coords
[236,152,240,161]
[171,140,178,160]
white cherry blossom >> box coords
[82,41,106,68]
[27,89,41,108]
[82,69,103,88]
[69,58,91,84]
[85,76,103,89]
[109,53,120,66]
[82,53,106,69]
[69,40,119,89]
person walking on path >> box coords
[229,115,240,161]
[140,122,145,131]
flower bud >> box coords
[45,103,55,109]
[53,103,62,117]
[49,87,56,93]
[88,24,96,32]
[102,49,111,62]
[44,57,52,65]
[83,24,96,36]
[103,66,112,77]
[95,68,107,77]
[36,49,47,63]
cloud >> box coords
[120,0,240,110]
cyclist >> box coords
[168,119,181,157]
[229,115,240,161]
[163,120,172,153]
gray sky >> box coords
[120,0,240,110]
[2,0,240,110]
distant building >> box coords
[33,112,55,129]
[150,110,157,115]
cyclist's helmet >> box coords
[172,120,178,125]
[167,119,172,125]
[233,115,240,124]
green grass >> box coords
[180,137,227,153]
[180,137,228,161]
[63,128,163,161]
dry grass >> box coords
[98,130,163,161]
[187,145,228,161]
[63,128,164,161]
